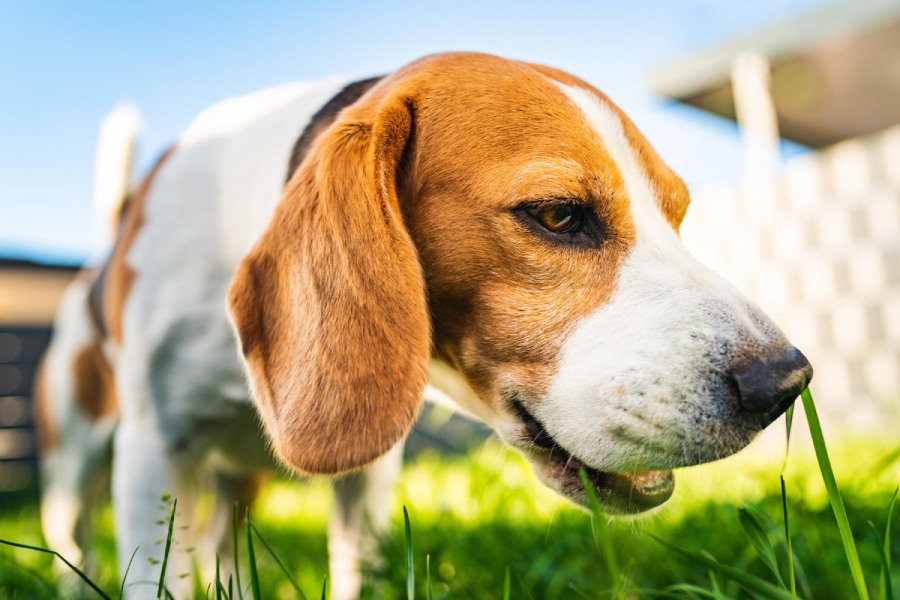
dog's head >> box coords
[227,53,812,514]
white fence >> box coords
[683,124,900,432]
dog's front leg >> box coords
[112,419,198,600]
[196,471,263,589]
[328,441,404,600]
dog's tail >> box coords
[92,104,141,237]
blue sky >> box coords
[0,0,828,264]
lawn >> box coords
[1,397,898,599]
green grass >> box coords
[1,391,899,599]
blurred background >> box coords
[0,0,898,508]
[2,2,900,597]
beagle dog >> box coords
[36,52,812,599]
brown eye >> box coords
[528,204,583,233]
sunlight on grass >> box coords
[1,399,898,598]
[256,478,333,527]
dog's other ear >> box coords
[227,90,429,475]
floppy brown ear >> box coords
[227,90,429,475]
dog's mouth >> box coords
[510,399,674,515]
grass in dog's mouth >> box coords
[551,449,675,514]
[1,387,898,599]
[514,396,675,512]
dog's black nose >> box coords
[732,347,813,417]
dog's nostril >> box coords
[732,347,813,417]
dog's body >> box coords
[37,52,812,599]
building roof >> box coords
[649,0,900,148]
[0,257,80,273]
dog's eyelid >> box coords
[511,201,609,250]
[517,197,590,209]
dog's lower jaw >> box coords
[502,396,676,514]
[523,444,676,515]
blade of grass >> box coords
[877,489,897,600]
[781,477,796,596]
[247,522,306,600]
[157,498,177,600]
[707,570,730,600]
[782,402,795,474]
[503,566,511,600]
[800,388,869,600]
[565,582,593,599]
[232,504,242,600]
[404,506,414,600]
[744,494,800,597]
[651,583,739,600]
[868,523,892,600]
[215,553,223,600]
[737,507,786,589]
[743,502,779,532]
[119,546,139,600]
[245,508,261,600]
[627,583,712,599]
[321,575,328,600]
[516,575,536,600]
[0,538,113,599]
[884,489,896,570]
[781,401,797,594]
[579,468,622,597]
[426,554,433,600]
[649,533,796,600]
[217,580,230,600]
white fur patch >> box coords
[532,84,784,472]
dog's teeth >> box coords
[565,456,584,470]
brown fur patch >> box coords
[383,54,693,419]
[384,54,638,410]
[72,341,117,420]
[226,52,690,473]
[229,86,430,475]
[104,148,174,344]
[525,62,691,229]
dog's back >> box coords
[38,79,382,598]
